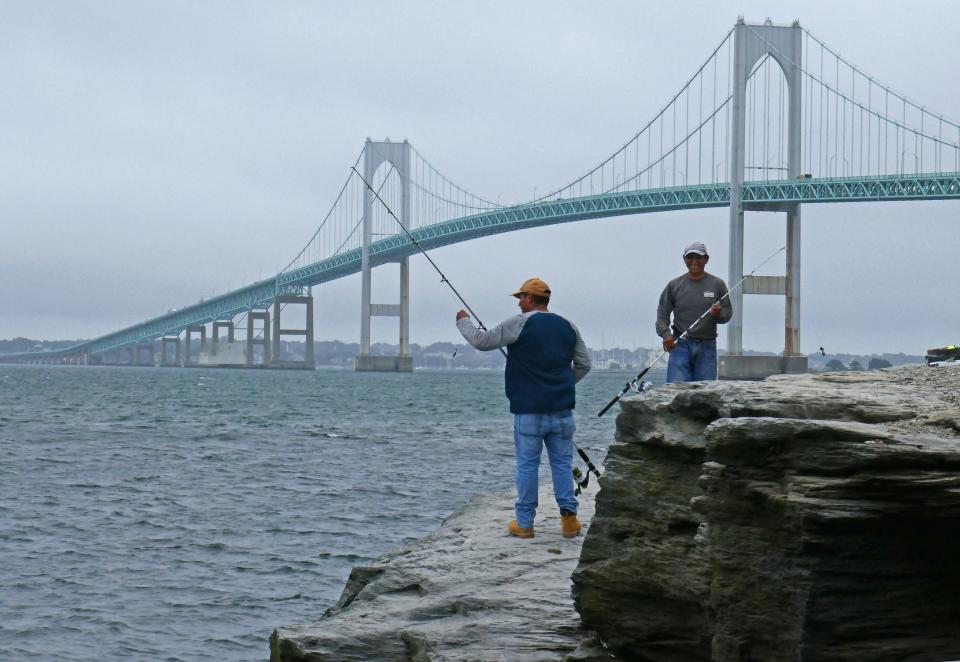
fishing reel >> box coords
[573,466,589,495]
[573,447,602,495]
[628,380,655,394]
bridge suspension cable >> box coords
[280,146,366,275]
[279,141,504,278]
[278,19,960,290]
[528,20,960,206]
[531,27,737,202]
[741,23,960,179]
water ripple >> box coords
[0,364,647,660]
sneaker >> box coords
[508,519,534,538]
[561,512,581,538]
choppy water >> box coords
[0,364,662,660]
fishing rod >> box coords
[596,245,787,417]
[352,166,602,492]
[351,167,493,331]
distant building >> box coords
[593,358,622,370]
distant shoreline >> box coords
[0,336,925,372]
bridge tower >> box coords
[722,18,808,379]
[356,138,413,372]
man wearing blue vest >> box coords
[456,277,591,539]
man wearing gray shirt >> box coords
[656,242,732,382]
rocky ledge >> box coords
[573,364,960,662]
[270,483,606,661]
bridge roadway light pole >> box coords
[726,18,804,378]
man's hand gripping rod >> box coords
[353,166,602,490]
[596,245,786,417]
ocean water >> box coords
[0,364,663,660]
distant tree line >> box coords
[0,337,84,353]
[2,336,922,372]
[823,357,894,372]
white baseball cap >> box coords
[682,242,708,257]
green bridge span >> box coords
[4,172,958,362]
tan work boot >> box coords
[508,519,534,538]
[561,512,581,538]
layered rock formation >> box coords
[573,365,960,662]
[271,484,607,661]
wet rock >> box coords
[271,484,615,662]
[572,365,960,662]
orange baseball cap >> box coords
[511,277,551,298]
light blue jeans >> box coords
[512,410,578,529]
[666,337,718,383]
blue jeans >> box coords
[512,410,578,529]
[666,337,718,383]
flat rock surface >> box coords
[271,483,610,661]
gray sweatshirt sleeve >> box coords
[714,278,733,324]
[568,321,592,383]
[456,314,525,350]
[655,281,674,338]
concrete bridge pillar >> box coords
[183,325,206,367]
[270,294,315,369]
[246,311,271,367]
[136,343,154,367]
[160,336,181,367]
[212,321,235,345]
[723,19,807,379]
[206,321,237,367]
[357,138,413,373]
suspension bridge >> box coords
[4,19,959,376]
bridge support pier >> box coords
[120,346,137,366]
[213,321,235,345]
[136,343,154,367]
[199,321,241,367]
[160,336,181,367]
[356,256,412,372]
[270,295,315,369]
[357,138,413,373]
[183,325,206,367]
[246,311,271,367]
[722,18,807,380]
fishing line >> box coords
[352,166,602,492]
[351,167,496,337]
[597,245,787,417]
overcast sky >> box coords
[2,1,958,355]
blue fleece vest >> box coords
[504,312,577,414]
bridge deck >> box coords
[4,172,958,361]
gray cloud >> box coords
[2,1,958,355]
